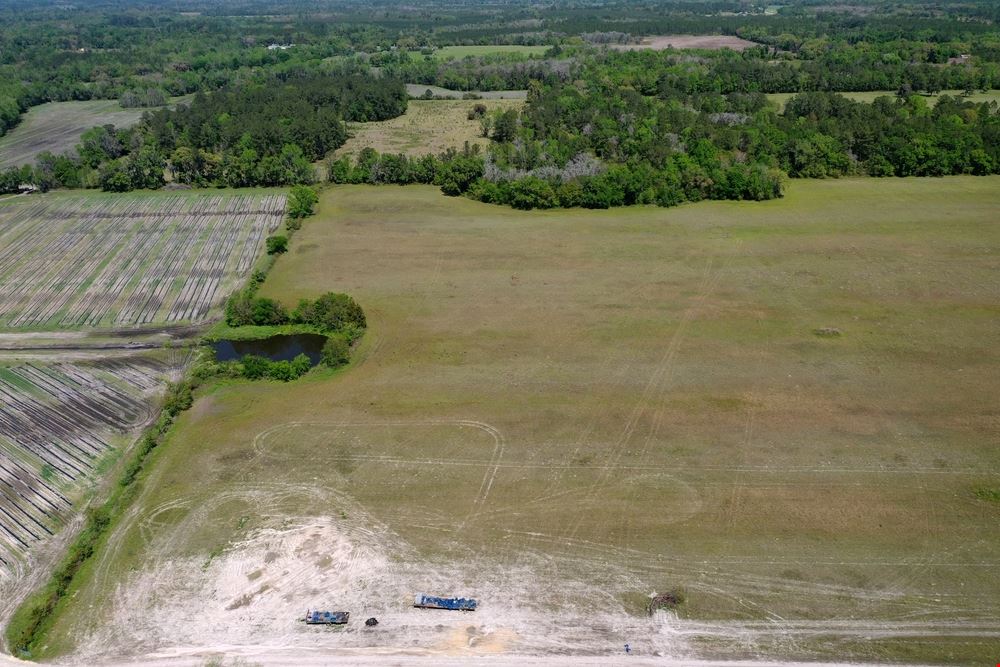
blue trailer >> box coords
[413,593,478,611]
[304,610,350,625]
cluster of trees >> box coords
[5,73,407,193]
[780,93,1000,177]
[327,146,484,196]
[221,290,366,379]
[329,143,782,210]
[225,291,366,340]
[513,59,1000,192]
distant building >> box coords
[267,43,294,51]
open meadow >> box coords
[35,177,1000,664]
[404,84,527,100]
[0,191,285,330]
[338,99,525,158]
[429,45,549,60]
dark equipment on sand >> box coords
[413,593,477,611]
[304,610,349,625]
[365,617,379,626]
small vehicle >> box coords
[413,594,477,611]
[304,610,349,625]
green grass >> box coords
[973,486,1000,503]
[32,177,1000,663]
[338,98,523,157]
[202,322,327,342]
[767,89,1000,111]
[426,45,548,60]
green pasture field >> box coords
[34,178,1000,663]
[427,45,548,60]
[768,89,1000,111]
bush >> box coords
[322,335,351,367]
[293,292,366,331]
[240,354,269,380]
[163,381,194,416]
[250,297,288,325]
[239,353,313,381]
[266,235,288,254]
[288,184,318,218]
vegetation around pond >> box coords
[214,185,365,379]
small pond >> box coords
[212,333,327,365]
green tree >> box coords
[266,235,288,254]
[322,335,351,367]
[288,185,318,218]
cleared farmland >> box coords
[0,354,181,574]
[338,99,525,158]
[427,45,548,60]
[610,35,759,51]
[0,97,191,169]
[0,192,286,330]
[38,178,1000,664]
[404,83,527,100]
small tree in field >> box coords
[266,235,288,254]
[288,185,318,218]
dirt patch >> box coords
[611,35,758,51]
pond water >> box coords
[212,333,327,365]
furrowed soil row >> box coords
[165,200,228,322]
[128,204,215,324]
[10,201,139,327]
[0,193,286,330]
[0,200,115,301]
[0,358,169,574]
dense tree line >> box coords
[327,66,998,210]
[328,143,783,210]
[3,0,998,143]
[7,72,407,192]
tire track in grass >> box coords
[562,247,737,545]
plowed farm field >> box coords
[0,353,186,576]
[0,192,286,330]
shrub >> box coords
[250,297,289,325]
[290,353,312,376]
[293,292,365,331]
[322,335,351,367]
[266,235,288,254]
[265,360,296,381]
[288,184,318,218]
[240,355,269,380]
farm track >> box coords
[0,193,286,330]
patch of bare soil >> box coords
[71,502,690,665]
[611,35,758,51]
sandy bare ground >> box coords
[65,476,1000,666]
[611,35,758,51]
